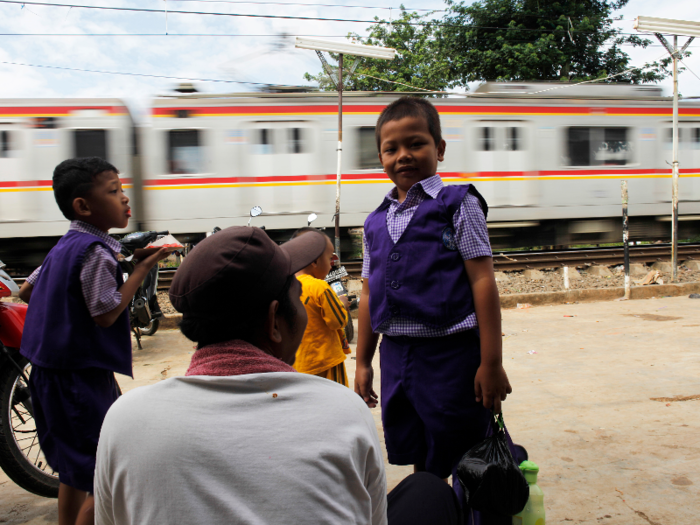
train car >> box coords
[2,84,700,268]
[141,83,700,249]
[0,99,136,266]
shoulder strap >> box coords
[467,184,489,220]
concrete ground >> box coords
[2,295,699,524]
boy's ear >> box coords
[264,299,283,344]
[437,139,446,162]
[72,197,92,219]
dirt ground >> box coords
[2,295,699,524]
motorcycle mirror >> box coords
[247,206,263,227]
[307,213,318,226]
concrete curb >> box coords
[158,282,700,326]
[500,281,700,309]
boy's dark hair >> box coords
[290,226,320,241]
[53,157,119,220]
[375,97,442,152]
[179,275,298,348]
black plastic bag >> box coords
[456,413,529,516]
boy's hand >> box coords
[354,365,378,408]
[474,363,512,413]
[134,247,171,271]
[338,294,350,310]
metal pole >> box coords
[335,53,343,262]
[672,35,679,282]
[621,180,630,300]
[563,266,570,290]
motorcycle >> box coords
[0,259,60,497]
[118,231,169,350]
[305,214,358,343]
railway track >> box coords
[11,244,700,292]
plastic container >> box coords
[512,461,545,525]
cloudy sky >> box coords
[0,0,699,119]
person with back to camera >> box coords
[93,226,464,525]
[291,227,351,386]
[18,157,168,525]
[354,97,514,522]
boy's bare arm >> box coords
[93,248,170,328]
[464,256,512,413]
[18,281,34,303]
[354,279,379,408]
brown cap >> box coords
[169,226,327,315]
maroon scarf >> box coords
[186,339,295,377]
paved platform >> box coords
[2,295,699,524]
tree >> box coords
[304,9,454,94]
[438,0,674,84]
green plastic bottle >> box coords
[512,461,545,525]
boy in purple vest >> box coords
[19,157,167,525]
[355,97,512,518]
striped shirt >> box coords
[361,175,492,337]
[27,221,123,317]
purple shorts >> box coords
[379,330,492,479]
[29,365,120,493]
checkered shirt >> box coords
[361,175,492,337]
[27,221,123,317]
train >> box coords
[2,82,700,269]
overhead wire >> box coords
[0,59,302,87]
[168,0,443,12]
[0,0,677,34]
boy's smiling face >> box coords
[378,116,446,202]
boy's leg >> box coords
[28,367,120,493]
[58,483,88,525]
[379,336,429,468]
[75,494,95,525]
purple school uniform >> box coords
[20,229,131,492]
[364,182,506,515]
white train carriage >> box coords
[0,99,135,243]
[141,83,700,246]
[2,84,700,267]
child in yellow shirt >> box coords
[293,229,350,386]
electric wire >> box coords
[169,0,443,12]
[0,59,302,87]
[0,0,676,34]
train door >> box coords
[657,124,698,203]
[0,125,27,230]
[244,121,320,220]
[470,121,535,207]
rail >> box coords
[10,244,700,292]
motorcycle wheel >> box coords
[344,313,355,343]
[0,356,60,498]
[139,318,160,337]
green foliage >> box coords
[438,0,673,84]
[304,0,680,92]
[304,9,454,94]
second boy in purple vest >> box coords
[355,97,512,517]
[19,157,168,525]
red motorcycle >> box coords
[0,260,59,497]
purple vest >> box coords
[20,230,132,376]
[364,184,487,331]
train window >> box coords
[168,129,202,174]
[288,128,304,154]
[505,127,521,151]
[357,127,381,169]
[693,128,700,149]
[567,127,632,166]
[253,128,274,155]
[1,130,15,158]
[74,129,107,160]
[479,127,494,151]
